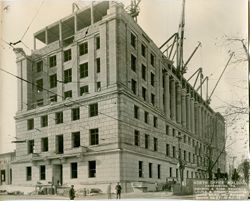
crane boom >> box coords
[182,41,201,74]
[208,52,234,102]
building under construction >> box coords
[12,1,226,192]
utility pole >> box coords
[177,132,185,192]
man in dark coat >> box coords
[115,182,122,199]
[69,185,75,200]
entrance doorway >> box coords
[53,165,63,185]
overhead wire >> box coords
[0,66,205,145]
[20,0,45,41]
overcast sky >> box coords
[0,0,248,167]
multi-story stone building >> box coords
[12,1,226,192]
[0,151,15,185]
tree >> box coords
[237,159,249,184]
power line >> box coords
[0,66,207,144]
[20,0,45,41]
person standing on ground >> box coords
[115,182,122,199]
[69,185,75,200]
[107,183,112,199]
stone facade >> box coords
[12,1,226,192]
[0,151,15,185]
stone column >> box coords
[186,93,191,131]
[198,104,202,138]
[190,97,195,134]
[176,83,182,124]
[170,78,176,121]
[181,89,187,128]
[194,101,198,135]
[164,73,170,118]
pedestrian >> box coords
[69,185,75,200]
[115,182,122,199]
[107,183,111,199]
[54,180,60,195]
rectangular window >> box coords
[80,62,88,78]
[71,163,78,179]
[64,49,72,62]
[72,132,80,148]
[150,53,155,67]
[145,134,149,149]
[149,163,152,178]
[26,167,32,181]
[64,69,72,83]
[166,125,169,135]
[142,87,147,101]
[89,103,98,117]
[80,85,89,95]
[188,152,191,162]
[184,135,186,143]
[131,32,136,48]
[172,128,175,137]
[153,116,157,128]
[141,64,146,80]
[131,54,136,72]
[49,55,57,67]
[184,150,186,161]
[169,167,172,177]
[96,58,101,73]
[27,119,34,130]
[36,79,43,92]
[72,107,80,121]
[151,73,155,86]
[41,137,48,152]
[134,105,139,119]
[157,164,161,179]
[55,112,63,124]
[79,42,88,55]
[134,130,140,146]
[40,165,46,180]
[88,161,96,178]
[144,111,148,124]
[50,95,57,102]
[64,90,72,99]
[151,93,155,106]
[27,140,34,154]
[36,61,43,72]
[176,169,178,179]
[96,36,100,49]
[153,137,158,151]
[173,146,176,158]
[90,128,99,145]
[41,115,48,127]
[97,82,101,91]
[80,85,89,96]
[50,74,57,88]
[166,144,169,156]
[141,44,146,57]
[139,161,143,178]
[131,79,137,94]
[56,135,64,154]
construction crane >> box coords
[176,0,186,76]
[126,0,141,22]
[207,52,234,104]
[182,41,202,74]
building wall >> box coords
[13,1,226,191]
[0,152,15,185]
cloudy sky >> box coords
[0,0,248,167]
